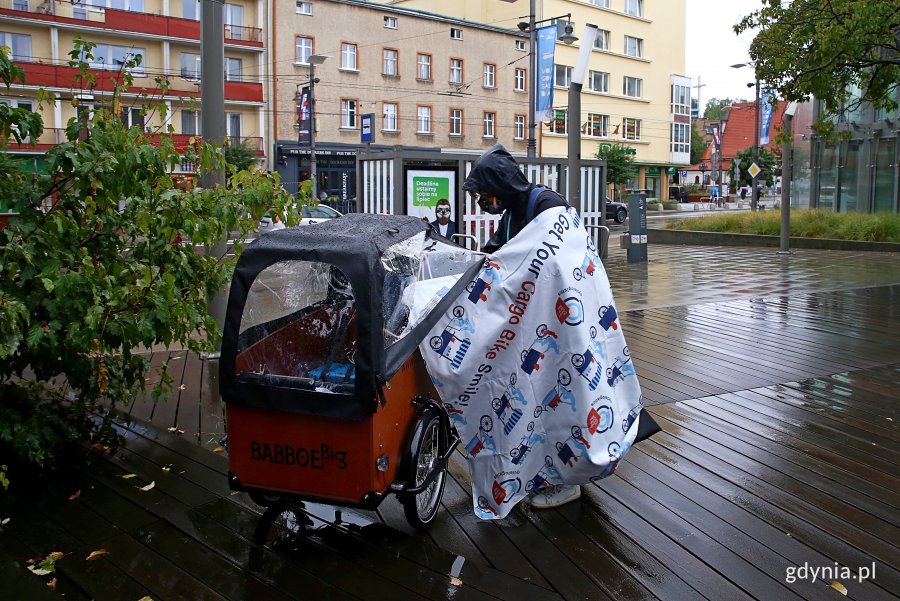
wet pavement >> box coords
[3,242,899,601]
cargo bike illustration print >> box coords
[220,215,486,531]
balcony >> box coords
[4,127,68,152]
[0,0,263,48]
[17,61,263,103]
[4,130,264,157]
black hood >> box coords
[462,144,533,209]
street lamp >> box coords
[731,62,760,210]
[700,161,708,187]
[517,1,578,159]
[305,54,327,200]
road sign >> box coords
[748,162,761,178]
[681,170,687,178]
[360,113,374,143]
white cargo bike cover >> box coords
[419,206,645,519]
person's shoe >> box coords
[528,484,581,509]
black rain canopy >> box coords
[220,213,484,421]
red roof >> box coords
[688,100,786,170]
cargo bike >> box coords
[219,214,485,530]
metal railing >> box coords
[224,24,262,43]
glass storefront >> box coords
[873,138,897,213]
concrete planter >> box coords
[647,228,900,252]
[647,203,663,211]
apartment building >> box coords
[273,0,530,199]
[0,0,267,174]
[383,0,691,201]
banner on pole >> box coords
[759,89,775,145]
[297,86,311,144]
[535,25,557,123]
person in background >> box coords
[461,144,580,509]
[430,198,457,240]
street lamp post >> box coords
[518,4,577,158]
[732,62,760,211]
[306,54,327,201]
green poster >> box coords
[412,175,450,208]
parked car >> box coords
[668,186,687,203]
[259,204,343,235]
[605,198,628,224]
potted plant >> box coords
[685,183,705,203]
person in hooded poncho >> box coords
[463,144,569,254]
[461,144,583,509]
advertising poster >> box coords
[406,170,457,236]
[536,25,557,123]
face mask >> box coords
[473,193,503,215]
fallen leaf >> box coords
[28,566,52,576]
[213,447,224,453]
[161,465,171,473]
[47,577,57,591]
[119,473,138,480]
[91,443,110,453]
[178,384,186,390]
[69,490,81,501]
[137,481,155,492]
[86,549,109,561]
[47,552,65,560]
[167,427,178,432]
[2,517,10,525]
[449,576,463,587]
[138,596,154,601]
[830,581,848,596]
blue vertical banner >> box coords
[535,25,557,123]
[360,113,374,143]
[759,88,775,145]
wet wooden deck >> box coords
[3,284,899,601]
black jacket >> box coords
[462,144,568,253]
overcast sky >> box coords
[685,0,766,112]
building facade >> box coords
[0,0,268,174]
[273,0,532,200]
[382,0,691,202]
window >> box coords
[672,83,691,116]
[625,0,643,17]
[296,0,312,15]
[588,70,608,93]
[224,3,242,25]
[181,109,201,135]
[341,98,358,128]
[554,65,572,88]
[515,40,526,52]
[449,58,463,84]
[590,0,609,6]
[450,27,463,40]
[483,112,495,137]
[0,33,31,61]
[624,36,643,58]
[120,106,144,130]
[180,52,200,80]
[671,123,690,154]
[417,105,431,133]
[586,113,609,137]
[296,37,313,64]
[514,68,526,92]
[383,102,398,131]
[226,112,241,141]
[383,48,398,76]
[82,43,146,75]
[514,115,525,140]
[416,53,431,81]
[341,43,358,70]
[593,29,610,51]
[182,0,198,20]
[449,108,462,135]
[0,98,33,111]
[624,76,642,97]
[623,117,641,140]
[549,109,567,134]
[483,63,496,88]
[225,57,242,81]
[12,0,28,10]
[384,15,397,28]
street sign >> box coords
[681,170,687,178]
[748,162,761,178]
[360,113,374,143]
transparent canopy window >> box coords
[382,232,484,347]
[235,260,357,393]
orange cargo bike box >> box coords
[220,214,485,529]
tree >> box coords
[689,122,706,165]
[595,143,638,199]
[223,139,258,178]
[0,41,297,469]
[734,146,778,188]
[703,98,746,120]
[735,0,900,135]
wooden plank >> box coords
[622,446,898,601]
[174,350,205,443]
[148,351,188,429]
[646,427,900,575]
[0,534,89,601]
